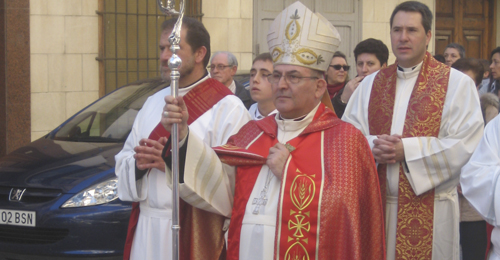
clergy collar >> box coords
[397,61,423,79]
[178,73,210,96]
[275,103,320,132]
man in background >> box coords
[209,51,255,109]
[247,52,277,120]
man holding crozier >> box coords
[161,2,385,259]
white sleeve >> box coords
[461,114,500,225]
[166,130,236,217]
[403,73,484,195]
[167,96,251,217]
[342,73,379,149]
[114,97,156,202]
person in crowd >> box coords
[461,113,500,260]
[247,52,277,120]
[487,47,500,95]
[451,58,483,87]
[434,54,445,63]
[331,38,389,117]
[325,51,349,99]
[444,42,466,66]
[342,1,484,259]
[451,57,489,260]
[478,59,492,95]
[209,51,255,109]
[161,2,386,259]
[115,17,251,260]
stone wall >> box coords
[30,0,99,140]
[202,0,253,73]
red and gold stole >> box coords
[123,78,233,260]
[215,105,376,260]
[274,125,323,260]
[368,52,449,259]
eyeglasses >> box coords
[207,64,232,71]
[329,65,350,71]
[267,73,318,85]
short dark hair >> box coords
[451,58,484,86]
[434,54,445,63]
[491,47,500,60]
[353,38,389,66]
[161,17,211,67]
[252,52,273,65]
[330,51,349,81]
[332,51,347,61]
[445,43,466,58]
[390,1,433,33]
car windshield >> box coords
[51,79,167,142]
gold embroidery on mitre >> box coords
[271,47,284,63]
[285,9,301,43]
[294,48,324,66]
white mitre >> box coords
[267,1,341,72]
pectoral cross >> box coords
[252,190,268,214]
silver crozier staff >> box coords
[157,1,184,260]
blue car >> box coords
[0,78,167,260]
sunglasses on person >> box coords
[329,65,350,71]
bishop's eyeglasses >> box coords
[267,73,318,85]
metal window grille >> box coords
[97,0,203,95]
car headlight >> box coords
[62,178,118,208]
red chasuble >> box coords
[214,104,386,260]
[368,52,449,259]
[123,78,233,260]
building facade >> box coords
[0,0,496,155]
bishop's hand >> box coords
[267,143,290,179]
[161,95,189,140]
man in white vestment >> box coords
[161,2,386,259]
[461,114,500,260]
[342,1,484,259]
[114,17,250,260]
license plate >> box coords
[0,209,35,227]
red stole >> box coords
[123,78,233,260]
[368,52,450,259]
[215,104,385,260]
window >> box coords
[97,0,203,95]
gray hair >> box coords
[211,51,238,67]
[445,43,466,58]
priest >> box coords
[115,17,251,260]
[461,113,500,260]
[161,2,385,259]
[342,1,484,259]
